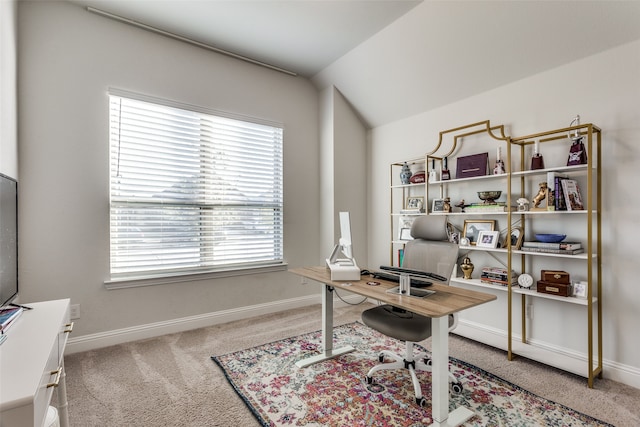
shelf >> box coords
[450,277,596,305]
[391,183,425,189]
[459,246,507,254]
[511,164,590,178]
[513,250,595,260]
[428,173,506,185]
[514,210,594,215]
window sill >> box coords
[104,262,289,290]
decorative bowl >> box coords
[477,191,502,203]
[535,233,567,243]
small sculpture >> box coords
[517,198,530,212]
[532,182,548,208]
[461,256,474,279]
[443,197,451,213]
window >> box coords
[108,91,284,284]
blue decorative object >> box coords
[400,162,412,184]
[535,234,567,243]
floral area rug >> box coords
[211,322,611,426]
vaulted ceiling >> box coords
[67,1,640,127]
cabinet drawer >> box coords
[33,334,61,427]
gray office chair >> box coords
[362,215,462,406]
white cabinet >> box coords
[0,299,72,427]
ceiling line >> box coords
[86,6,298,77]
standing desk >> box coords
[290,266,496,427]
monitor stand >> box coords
[325,257,360,281]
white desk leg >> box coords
[430,316,474,427]
[295,284,355,368]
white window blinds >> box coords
[109,93,284,279]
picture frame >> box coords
[572,281,588,299]
[508,226,524,249]
[432,198,445,213]
[398,216,414,240]
[405,196,424,211]
[462,219,496,245]
[476,230,500,248]
[399,228,413,240]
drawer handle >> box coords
[64,322,74,334]
[47,368,62,388]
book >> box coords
[522,241,582,250]
[0,306,23,334]
[561,179,584,210]
[520,246,584,255]
[547,172,568,211]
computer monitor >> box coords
[338,211,353,260]
[328,211,354,264]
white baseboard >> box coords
[454,320,640,390]
[66,293,365,355]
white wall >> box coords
[17,1,321,338]
[0,0,18,178]
[367,39,640,386]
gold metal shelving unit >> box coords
[508,123,602,388]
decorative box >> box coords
[541,270,570,284]
[456,153,489,179]
[409,172,426,183]
[537,280,572,297]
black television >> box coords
[0,173,18,309]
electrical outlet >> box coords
[70,304,80,320]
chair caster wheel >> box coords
[423,357,432,366]
[378,354,385,362]
[450,382,463,394]
[416,397,427,407]
[366,376,374,384]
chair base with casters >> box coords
[362,304,463,406]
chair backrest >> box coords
[402,216,458,285]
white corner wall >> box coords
[367,39,640,387]
[18,1,321,339]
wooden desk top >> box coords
[290,266,496,318]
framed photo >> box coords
[399,228,413,240]
[509,226,524,249]
[572,281,588,299]
[405,196,424,211]
[462,219,496,245]
[398,217,414,240]
[432,198,445,212]
[476,230,500,248]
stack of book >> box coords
[0,306,23,339]
[480,267,518,286]
[520,241,584,255]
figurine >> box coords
[443,197,451,213]
[532,182,548,208]
[455,199,467,213]
[461,256,474,279]
[517,198,530,212]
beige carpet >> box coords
[63,302,640,426]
